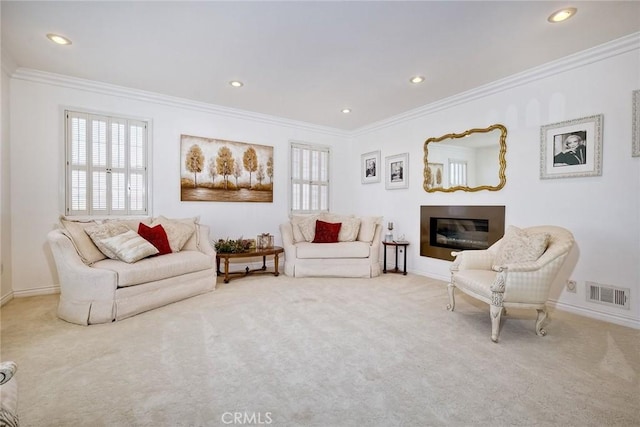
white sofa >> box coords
[280,214,383,278]
[47,216,216,325]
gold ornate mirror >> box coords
[423,124,507,193]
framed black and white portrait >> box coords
[361,150,381,184]
[385,153,409,190]
[540,114,603,179]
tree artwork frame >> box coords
[180,135,274,202]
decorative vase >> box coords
[257,233,274,249]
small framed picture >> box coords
[385,153,409,190]
[361,150,381,184]
[633,89,639,157]
[540,114,603,179]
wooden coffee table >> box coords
[216,246,284,283]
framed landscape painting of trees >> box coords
[180,135,274,202]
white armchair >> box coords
[448,225,575,342]
[0,361,18,426]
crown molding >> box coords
[352,31,640,137]
[7,31,639,140]
[9,68,347,138]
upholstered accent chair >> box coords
[0,361,19,426]
[448,225,575,342]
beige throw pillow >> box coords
[357,216,382,243]
[85,222,132,259]
[298,216,319,242]
[101,230,159,263]
[492,226,550,271]
[58,217,106,265]
[290,214,319,243]
[151,216,196,252]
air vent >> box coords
[586,281,630,309]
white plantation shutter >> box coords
[290,142,329,214]
[66,111,148,216]
[449,159,468,187]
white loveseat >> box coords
[48,216,216,325]
[280,214,383,278]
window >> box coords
[290,142,330,213]
[65,110,149,216]
[448,159,468,187]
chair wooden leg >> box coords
[447,284,455,311]
[490,304,503,343]
[536,308,548,336]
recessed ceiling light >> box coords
[46,33,72,45]
[229,81,244,88]
[547,7,577,23]
[410,76,425,84]
[341,108,351,114]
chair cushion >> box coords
[453,269,497,299]
[492,225,550,271]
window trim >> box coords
[289,141,331,215]
[62,108,153,218]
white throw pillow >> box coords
[492,226,550,271]
[101,230,159,263]
[85,222,132,259]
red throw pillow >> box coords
[138,223,172,255]
[312,220,342,243]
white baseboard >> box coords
[13,286,60,298]
[1,291,14,306]
[548,299,640,330]
[410,269,449,283]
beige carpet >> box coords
[1,274,639,426]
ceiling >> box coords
[2,1,639,131]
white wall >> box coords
[1,56,14,304]
[350,39,640,328]
[8,73,351,295]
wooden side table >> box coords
[382,241,409,275]
[216,246,284,283]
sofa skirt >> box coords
[289,258,380,278]
[115,268,216,321]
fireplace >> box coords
[420,205,505,261]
